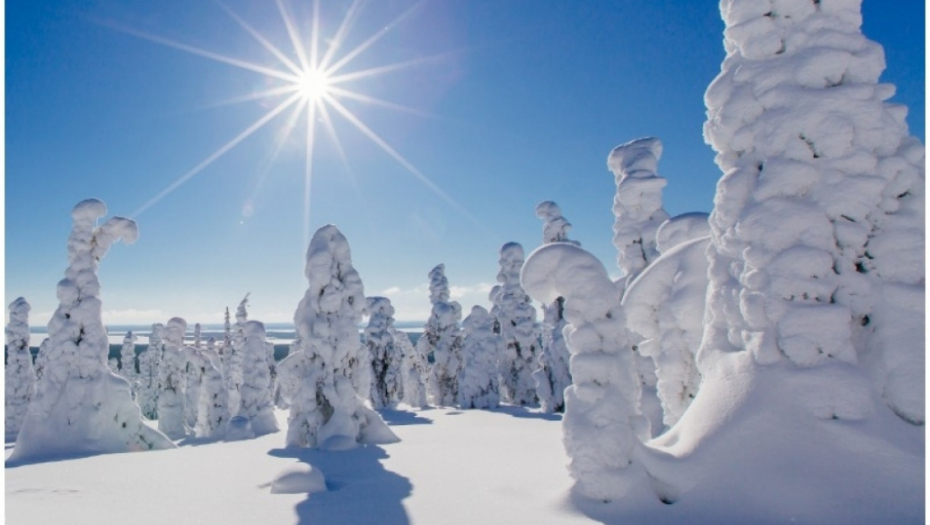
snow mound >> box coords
[270,463,327,494]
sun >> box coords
[296,68,331,103]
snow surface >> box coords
[8,404,919,524]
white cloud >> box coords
[449,282,494,300]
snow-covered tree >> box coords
[8,199,173,462]
[183,347,206,431]
[622,220,710,428]
[196,337,228,438]
[701,0,925,423]
[608,137,671,290]
[225,295,249,418]
[33,339,49,381]
[6,297,36,441]
[490,243,539,406]
[419,264,464,407]
[157,317,189,439]
[193,323,202,349]
[532,201,576,413]
[137,324,163,420]
[457,306,503,409]
[364,297,404,409]
[236,320,279,436]
[393,328,427,408]
[285,225,397,449]
[522,242,648,501]
[119,331,138,383]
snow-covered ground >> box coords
[6,407,583,525]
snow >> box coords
[5,297,35,441]
[456,305,503,409]
[270,463,328,495]
[420,264,464,407]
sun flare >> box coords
[118,0,480,244]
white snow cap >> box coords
[535,201,577,244]
[608,137,670,281]
[655,212,710,254]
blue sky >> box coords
[5,0,925,326]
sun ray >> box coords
[309,0,321,71]
[214,0,303,76]
[249,97,307,195]
[275,0,311,73]
[317,0,364,72]
[328,54,451,85]
[322,0,425,76]
[316,99,356,188]
[200,85,300,111]
[100,20,299,83]
[132,91,303,217]
[322,93,486,229]
[303,100,318,248]
[326,86,435,118]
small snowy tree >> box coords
[119,331,138,383]
[183,346,206,431]
[286,225,397,449]
[33,339,49,381]
[532,201,576,413]
[157,317,189,439]
[364,297,404,409]
[9,199,173,462]
[490,243,540,406]
[225,296,249,418]
[419,264,464,407]
[608,137,671,290]
[394,328,428,408]
[5,297,36,441]
[457,306,503,409]
[235,320,279,436]
[196,337,228,438]
[522,242,648,501]
[136,324,163,420]
[193,323,202,349]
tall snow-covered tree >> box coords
[490,243,540,406]
[285,225,397,449]
[608,137,671,290]
[364,297,404,409]
[457,306,503,409]
[419,264,464,407]
[137,324,163,420]
[5,297,36,441]
[532,201,576,413]
[119,331,138,383]
[225,295,249,418]
[236,320,279,437]
[158,317,189,439]
[522,242,648,501]
[394,328,428,408]
[8,199,173,462]
[701,0,925,424]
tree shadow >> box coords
[377,409,433,426]
[489,405,563,422]
[267,445,412,525]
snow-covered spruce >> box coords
[490,243,540,406]
[193,323,202,349]
[364,297,404,409]
[5,297,36,441]
[393,328,428,408]
[286,225,397,449]
[622,230,710,429]
[522,242,648,501]
[158,317,190,439]
[419,264,464,407]
[234,320,279,437]
[532,201,575,413]
[457,306,504,409]
[136,323,164,420]
[225,296,249,419]
[119,331,138,384]
[33,339,49,381]
[196,337,228,438]
[608,137,670,290]
[183,343,204,430]
[702,0,925,423]
[9,199,173,462]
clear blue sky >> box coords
[5,0,925,326]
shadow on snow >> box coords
[489,404,563,422]
[267,445,412,525]
[377,408,433,426]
